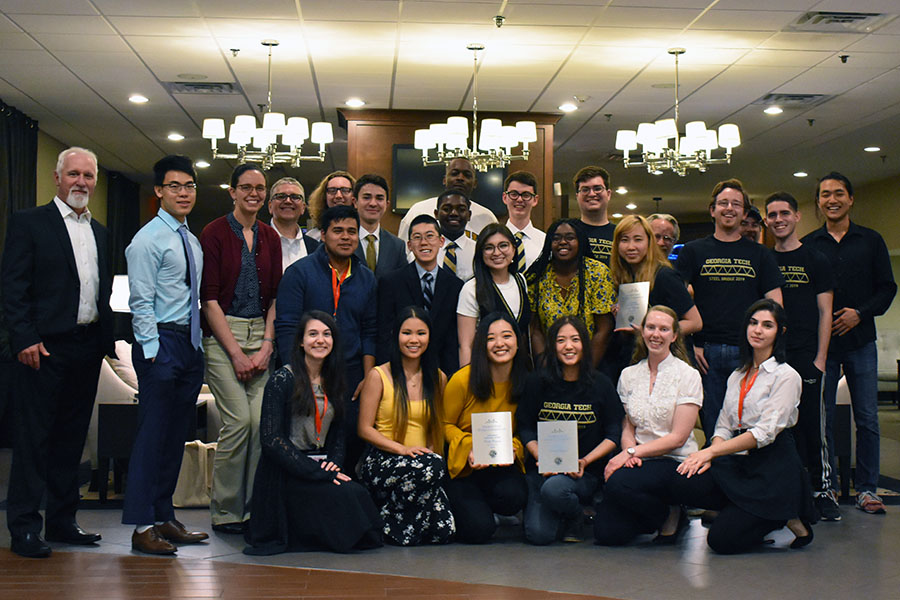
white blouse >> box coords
[713,357,801,449]
[617,353,703,460]
[456,276,523,319]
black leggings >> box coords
[670,469,785,554]
[444,466,527,544]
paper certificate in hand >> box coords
[471,411,514,465]
[537,421,579,474]
[615,281,650,331]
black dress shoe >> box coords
[212,522,245,535]
[11,532,52,558]
[45,522,102,545]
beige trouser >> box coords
[204,315,269,525]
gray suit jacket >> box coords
[355,227,409,279]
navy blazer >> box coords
[1,201,114,356]
[354,228,409,279]
[376,261,463,377]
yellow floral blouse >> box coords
[528,257,616,335]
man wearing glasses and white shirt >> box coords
[502,171,545,273]
[573,166,615,266]
[268,177,319,272]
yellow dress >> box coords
[441,365,525,479]
[373,365,429,448]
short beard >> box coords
[66,190,90,210]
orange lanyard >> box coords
[737,368,759,427]
[313,386,329,443]
[330,264,350,317]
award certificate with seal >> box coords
[471,411,514,465]
[537,421,578,474]
[615,281,650,331]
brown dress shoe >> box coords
[156,520,209,544]
[132,527,177,555]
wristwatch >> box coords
[626,447,636,457]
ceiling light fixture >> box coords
[201,40,333,168]
[612,213,623,218]
[195,160,210,168]
[559,102,578,113]
[168,133,185,141]
[413,43,537,172]
[129,94,148,104]
[616,186,628,195]
[793,171,808,178]
[864,146,880,152]
[219,183,230,189]
[345,98,366,108]
[764,106,783,115]
[625,203,637,210]
[615,48,741,177]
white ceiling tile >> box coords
[672,29,775,49]
[194,0,298,19]
[205,18,306,41]
[398,22,495,43]
[32,33,131,52]
[299,0,398,21]
[844,33,900,52]
[774,66,891,95]
[93,0,200,17]
[714,0,819,9]
[761,32,866,51]
[6,14,115,34]
[692,10,803,31]
[0,0,97,15]
[606,0,711,7]
[0,32,41,50]
[581,27,683,47]
[820,51,900,68]
[126,36,234,81]
[400,2,498,23]
[735,48,832,67]
[593,7,700,29]
[300,20,396,41]
[493,25,589,46]
[811,0,900,11]
[502,3,605,27]
[0,49,59,67]
[108,16,208,36]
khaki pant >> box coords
[204,316,268,525]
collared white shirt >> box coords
[437,234,475,281]
[617,353,703,460]
[714,357,801,449]
[359,224,381,265]
[506,220,546,271]
[271,220,308,272]
[414,261,440,296]
[398,196,498,242]
[54,197,99,324]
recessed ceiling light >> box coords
[864,146,880,152]
[764,106,783,115]
[129,94,148,104]
[345,98,366,108]
[558,102,578,113]
[219,183,230,189]
[625,203,637,210]
[168,132,185,141]
[616,186,628,195]
[195,160,210,168]
[793,171,808,178]
[611,213,623,219]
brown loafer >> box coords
[156,520,209,544]
[132,527,177,555]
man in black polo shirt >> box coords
[676,179,784,440]
[802,172,896,516]
[573,166,615,266]
[765,192,836,519]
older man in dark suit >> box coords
[1,147,115,557]
[352,173,408,278]
[377,214,463,376]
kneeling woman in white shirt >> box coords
[672,298,815,554]
[594,305,702,545]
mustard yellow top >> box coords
[441,365,525,479]
[373,366,429,448]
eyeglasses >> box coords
[272,193,304,202]
[161,182,196,192]
[326,186,353,196]
[483,241,512,254]
[505,190,536,201]
[237,184,267,194]
[714,199,744,208]
[577,185,607,195]
[551,233,578,243]
[410,232,440,243]
[654,233,675,244]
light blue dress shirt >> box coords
[125,208,203,359]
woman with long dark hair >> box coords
[357,306,455,545]
[244,311,381,555]
[672,299,815,553]
[443,312,530,543]
[526,219,616,368]
[517,316,623,545]
[594,306,702,546]
[457,223,532,366]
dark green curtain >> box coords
[106,171,140,275]
[0,98,38,255]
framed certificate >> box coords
[471,411,514,466]
[615,281,650,331]
[537,421,579,474]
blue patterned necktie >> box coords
[178,224,201,349]
[422,271,434,310]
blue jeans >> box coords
[524,470,598,545]
[823,341,880,493]
[699,343,741,441]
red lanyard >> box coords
[330,264,349,317]
[313,385,329,443]
[737,368,759,427]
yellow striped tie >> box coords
[514,231,526,273]
[443,241,457,274]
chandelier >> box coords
[413,44,537,173]
[615,48,741,177]
[201,40,333,169]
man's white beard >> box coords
[66,190,89,210]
